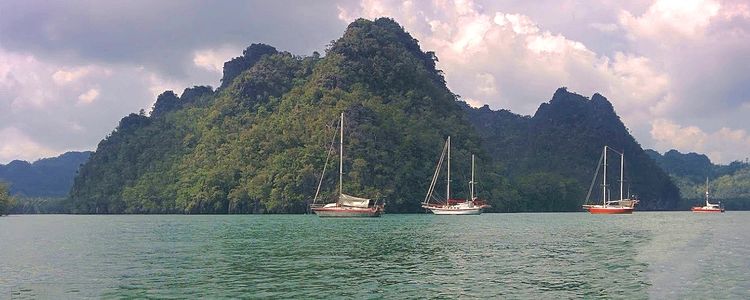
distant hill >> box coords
[0,151,92,197]
[70,18,481,214]
[69,18,681,214]
[647,149,750,209]
[462,89,681,211]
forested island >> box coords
[0,151,91,213]
[0,183,13,215]
[4,18,747,215]
[647,150,750,210]
[59,18,686,214]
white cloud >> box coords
[495,13,539,35]
[605,52,670,119]
[590,22,619,33]
[53,67,91,85]
[0,47,193,163]
[525,32,588,54]
[619,0,750,144]
[651,119,708,151]
[651,119,750,163]
[0,0,746,165]
[0,1,346,163]
[0,127,58,163]
[722,2,750,19]
[336,0,750,163]
[463,98,484,108]
[144,72,186,107]
[193,46,240,73]
[450,14,493,54]
[619,0,722,41]
[475,73,497,96]
[77,88,100,105]
[0,51,57,110]
[0,50,114,111]
[337,0,669,135]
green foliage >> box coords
[68,18,489,214]
[649,149,750,209]
[648,150,750,210]
[0,151,91,198]
[516,173,583,212]
[461,89,681,210]
[9,197,67,214]
[151,91,180,118]
[0,182,15,215]
[713,168,750,209]
[220,44,278,89]
[68,18,682,214]
[648,149,749,181]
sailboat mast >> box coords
[602,146,607,206]
[705,177,710,205]
[471,154,475,200]
[620,150,624,201]
[339,112,343,198]
[447,136,451,202]
[628,184,631,199]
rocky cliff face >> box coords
[463,88,681,210]
[70,18,680,213]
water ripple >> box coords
[1,213,748,298]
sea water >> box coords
[1,212,748,298]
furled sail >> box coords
[339,193,371,208]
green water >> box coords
[1,212,748,299]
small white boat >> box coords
[421,136,487,215]
[691,178,724,213]
[427,201,483,215]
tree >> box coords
[151,91,180,118]
[67,18,682,214]
[0,182,15,216]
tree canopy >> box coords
[0,182,14,215]
[648,149,750,209]
[0,151,91,198]
[68,18,682,214]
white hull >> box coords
[426,206,482,215]
[422,138,489,216]
[312,206,382,217]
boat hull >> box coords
[312,206,383,217]
[425,206,482,215]
[691,207,725,213]
[584,206,634,214]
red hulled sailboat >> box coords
[582,146,639,214]
[691,178,724,213]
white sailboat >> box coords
[422,136,486,215]
[310,113,384,217]
[691,178,725,213]
[582,146,639,214]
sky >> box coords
[1,0,749,164]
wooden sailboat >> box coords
[422,136,487,215]
[310,113,384,217]
[691,178,725,213]
[582,146,639,214]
